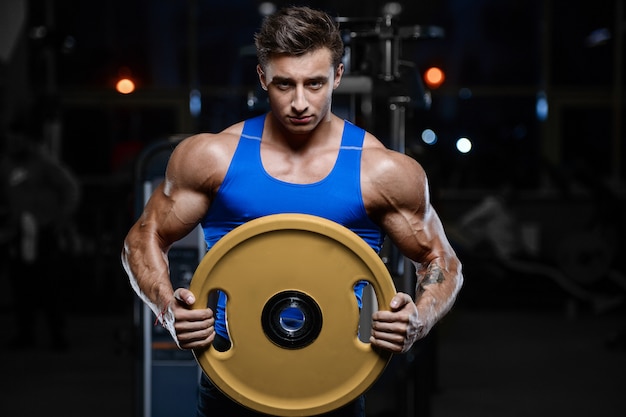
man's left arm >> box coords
[368,151,463,353]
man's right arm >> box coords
[121,133,226,349]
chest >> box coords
[259,146,339,184]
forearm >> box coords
[413,257,463,332]
[122,241,174,304]
[121,230,176,324]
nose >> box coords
[291,85,308,113]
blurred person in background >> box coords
[0,114,80,351]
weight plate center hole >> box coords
[279,306,306,333]
[262,290,323,349]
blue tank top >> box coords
[201,114,385,339]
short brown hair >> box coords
[254,6,344,70]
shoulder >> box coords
[360,132,429,215]
[165,121,245,193]
[361,132,427,185]
[173,121,244,159]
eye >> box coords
[308,80,324,90]
[275,80,292,90]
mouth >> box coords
[289,115,313,125]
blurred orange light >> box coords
[424,67,445,89]
[116,78,135,94]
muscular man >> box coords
[122,6,462,416]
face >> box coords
[257,48,343,135]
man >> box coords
[122,6,462,416]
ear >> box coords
[333,63,344,89]
[257,65,268,90]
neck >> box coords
[266,112,338,152]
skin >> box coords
[122,47,463,354]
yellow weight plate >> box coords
[190,213,396,416]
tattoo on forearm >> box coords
[414,263,445,298]
[420,264,445,286]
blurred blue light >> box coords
[536,91,548,121]
[189,89,201,117]
[458,88,472,100]
[421,128,437,145]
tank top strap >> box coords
[241,114,266,141]
[334,120,365,179]
[339,120,366,150]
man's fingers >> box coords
[174,308,215,349]
[178,327,215,349]
[174,306,214,324]
[369,333,404,353]
[173,287,196,305]
[370,292,420,353]
[389,292,413,310]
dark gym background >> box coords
[1,1,625,416]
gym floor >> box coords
[1,302,624,417]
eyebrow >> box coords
[271,75,329,84]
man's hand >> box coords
[170,288,215,350]
[369,292,429,353]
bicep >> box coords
[372,155,450,264]
[134,138,215,249]
[383,199,448,266]
[141,181,209,247]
